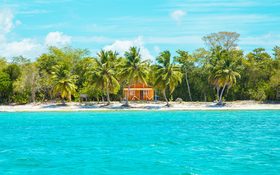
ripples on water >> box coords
[0,111,279,175]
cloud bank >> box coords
[45,32,72,47]
[0,9,71,59]
[104,37,153,60]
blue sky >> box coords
[0,0,280,59]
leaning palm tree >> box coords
[214,68,240,105]
[211,56,241,105]
[51,64,77,105]
[91,50,120,105]
[207,46,227,101]
[154,51,183,107]
[119,47,149,107]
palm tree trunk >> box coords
[97,96,100,104]
[163,89,170,107]
[102,85,105,104]
[31,73,36,103]
[61,98,66,105]
[31,88,36,103]
[124,85,130,107]
[218,84,227,105]
[185,72,192,101]
[106,85,110,105]
[216,87,220,101]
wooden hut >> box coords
[123,83,154,101]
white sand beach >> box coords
[0,101,280,112]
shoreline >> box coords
[1,101,280,112]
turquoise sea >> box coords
[0,111,280,175]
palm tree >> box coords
[207,46,228,101]
[154,51,183,107]
[175,50,194,101]
[211,56,241,105]
[91,50,120,105]
[52,64,77,105]
[119,47,149,107]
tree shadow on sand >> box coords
[41,104,68,108]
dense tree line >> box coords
[0,32,279,105]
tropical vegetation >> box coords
[0,32,279,105]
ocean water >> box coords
[0,111,279,175]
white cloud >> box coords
[0,8,14,34]
[171,1,257,9]
[240,33,280,46]
[0,9,73,59]
[0,9,42,58]
[103,36,154,60]
[153,46,161,53]
[0,39,44,58]
[18,9,49,15]
[15,20,22,26]
[0,9,41,58]
[170,10,186,23]
[74,36,113,44]
[0,31,72,59]
[45,32,72,47]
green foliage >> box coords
[0,72,13,103]
[120,47,149,85]
[14,63,40,103]
[174,50,195,101]
[154,51,183,106]
[74,57,95,89]
[202,32,240,50]
[248,82,269,101]
[37,53,58,74]
[201,32,244,104]
[4,64,21,81]
[52,64,77,103]
[155,51,183,93]
[270,70,280,88]
[119,47,150,105]
[0,57,8,71]
[12,92,30,104]
[0,32,279,104]
[12,56,31,65]
[87,50,120,104]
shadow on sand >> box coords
[206,103,227,108]
[41,104,68,109]
[143,106,162,110]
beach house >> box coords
[123,83,154,101]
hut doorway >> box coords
[140,90,144,100]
